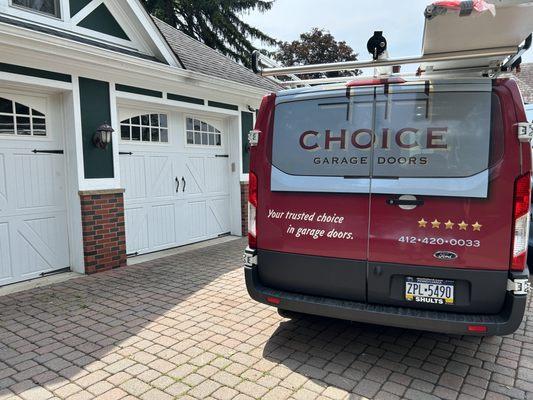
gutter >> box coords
[0,21,273,99]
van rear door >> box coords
[257,88,374,302]
[366,80,516,313]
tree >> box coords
[274,28,360,78]
[142,0,277,67]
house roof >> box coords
[515,62,533,104]
[152,16,281,93]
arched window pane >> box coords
[120,113,169,143]
[185,116,222,147]
[0,97,46,136]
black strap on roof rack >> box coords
[459,1,474,16]
[425,1,473,20]
[502,33,532,71]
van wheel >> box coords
[277,309,301,319]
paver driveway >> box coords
[1,238,533,400]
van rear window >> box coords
[272,90,493,178]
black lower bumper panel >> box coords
[244,264,527,336]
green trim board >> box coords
[0,63,71,82]
[116,84,162,98]
[79,77,114,179]
[208,101,238,111]
[69,0,91,17]
[241,111,254,174]
[78,3,130,41]
[167,93,204,105]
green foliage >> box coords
[142,0,276,66]
[274,28,360,78]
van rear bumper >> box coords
[244,261,528,336]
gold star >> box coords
[444,220,454,230]
[431,219,441,229]
[472,222,482,231]
[418,218,427,228]
[458,221,468,231]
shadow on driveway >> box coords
[262,304,533,399]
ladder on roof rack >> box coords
[252,0,533,87]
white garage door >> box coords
[119,111,231,255]
[0,91,69,286]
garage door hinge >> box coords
[215,154,229,158]
[32,149,64,154]
[507,278,531,295]
[119,151,133,155]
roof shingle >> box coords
[152,16,280,93]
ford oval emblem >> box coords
[434,251,458,261]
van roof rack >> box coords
[252,0,533,88]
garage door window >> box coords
[120,113,168,143]
[186,117,222,146]
[0,97,47,136]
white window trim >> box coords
[184,115,224,149]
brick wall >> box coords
[79,189,127,274]
[241,182,248,236]
[514,62,533,104]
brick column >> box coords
[240,182,248,236]
[79,189,126,274]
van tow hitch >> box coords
[507,278,531,295]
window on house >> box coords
[186,117,222,146]
[120,114,168,143]
[0,97,47,136]
[11,0,61,18]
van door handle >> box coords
[182,177,186,192]
[175,177,179,193]
[386,198,424,206]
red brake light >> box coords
[467,325,487,333]
[511,173,531,271]
[346,76,405,87]
[248,172,258,248]
[266,296,280,305]
[513,173,530,219]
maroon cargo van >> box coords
[244,77,532,336]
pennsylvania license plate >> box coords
[405,277,454,305]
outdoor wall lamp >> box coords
[93,122,114,150]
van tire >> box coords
[277,309,302,319]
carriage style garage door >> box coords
[0,91,69,285]
[119,110,232,255]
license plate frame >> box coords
[405,277,455,305]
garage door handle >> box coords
[386,198,424,206]
[182,177,186,192]
[175,177,179,193]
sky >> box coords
[242,0,533,71]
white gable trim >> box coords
[69,0,103,25]
[0,0,180,67]
[125,0,181,67]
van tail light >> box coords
[346,77,405,87]
[248,172,258,248]
[467,325,487,333]
[511,173,531,271]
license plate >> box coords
[405,277,454,305]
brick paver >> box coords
[0,238,532,399]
